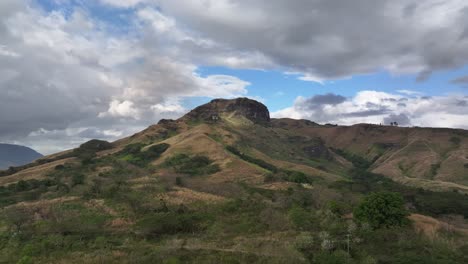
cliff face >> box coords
[182,98,270,124]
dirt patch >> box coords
[157,187,227,205]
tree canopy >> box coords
[354,191,409,229]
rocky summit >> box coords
[182,97,270,124]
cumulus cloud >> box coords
[272,91,468,129]
[152,0,468,80]
[0,0,250,154]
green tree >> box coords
[354,192,408,229]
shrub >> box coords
[328,200,350,216]
[175,177,183,186]
[332,148,372,169]
[136,211,207,237]
[225,146,278,172]
[164,154,220,176]
[118,143,170,167]
[72,173,85,186]
[354,192,409,229]
[283,170,312,184]
[449,136,461,146]
[288,206,315,230]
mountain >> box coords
[0,98,467,263]
[0,143,43,170]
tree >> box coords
[354,192,408,229]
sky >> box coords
[1,0,468,155]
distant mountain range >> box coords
[0,143,43,170]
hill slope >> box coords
[0,98,467,263]
[0,144,43,170]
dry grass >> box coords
[410,213,468,239]
[156,187,227,205]
[259,182,296,190]
[0,158,77,186]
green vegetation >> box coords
[430,163,441,178]
[332,148,372,169]
[449,136,461,147]
[354,192,409,229]
[118,143,170,167]
[1,112,467,263]
[164,153,220,176]
[137,210,211,237]
[226,145,278,172]
[331,168,468,218]
[227,145,318,184]
[71,139,113,164]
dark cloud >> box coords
[156,0,468,79]
[451,75,468,85]
[304,93,346,106]
[383,113,411,126]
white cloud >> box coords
[0,0,251,154]
[272,91,468,129]
[100,0,146,8]
[99,100,141,119]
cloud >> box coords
[383,113,411,126]
[272,91,468,129]
[451,75,468,85]
[153,0,468,80]
[99,100,141,119]
[100,0,147,8]
[0,0,250,154]
[303,93,347,106]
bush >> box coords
[288,206,315,230]
[136,211,207,237]
[164,154,220,176]
[328,200,350,216]
[332,148,372,169]
[225,146,278,172]
[282,170,313,184]
[449,136,461,146]
[72,173,85,186]
[118,143,170,167]
[175,177,183,186]
[354,192,409,229]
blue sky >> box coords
[197,66,468,112]
[1,0,468,154]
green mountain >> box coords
[1,98,467,263]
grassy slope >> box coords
[0,116,467,263]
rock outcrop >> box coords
[182,97,270,124]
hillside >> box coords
[0,144,43,170]
[0,98,467,263]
